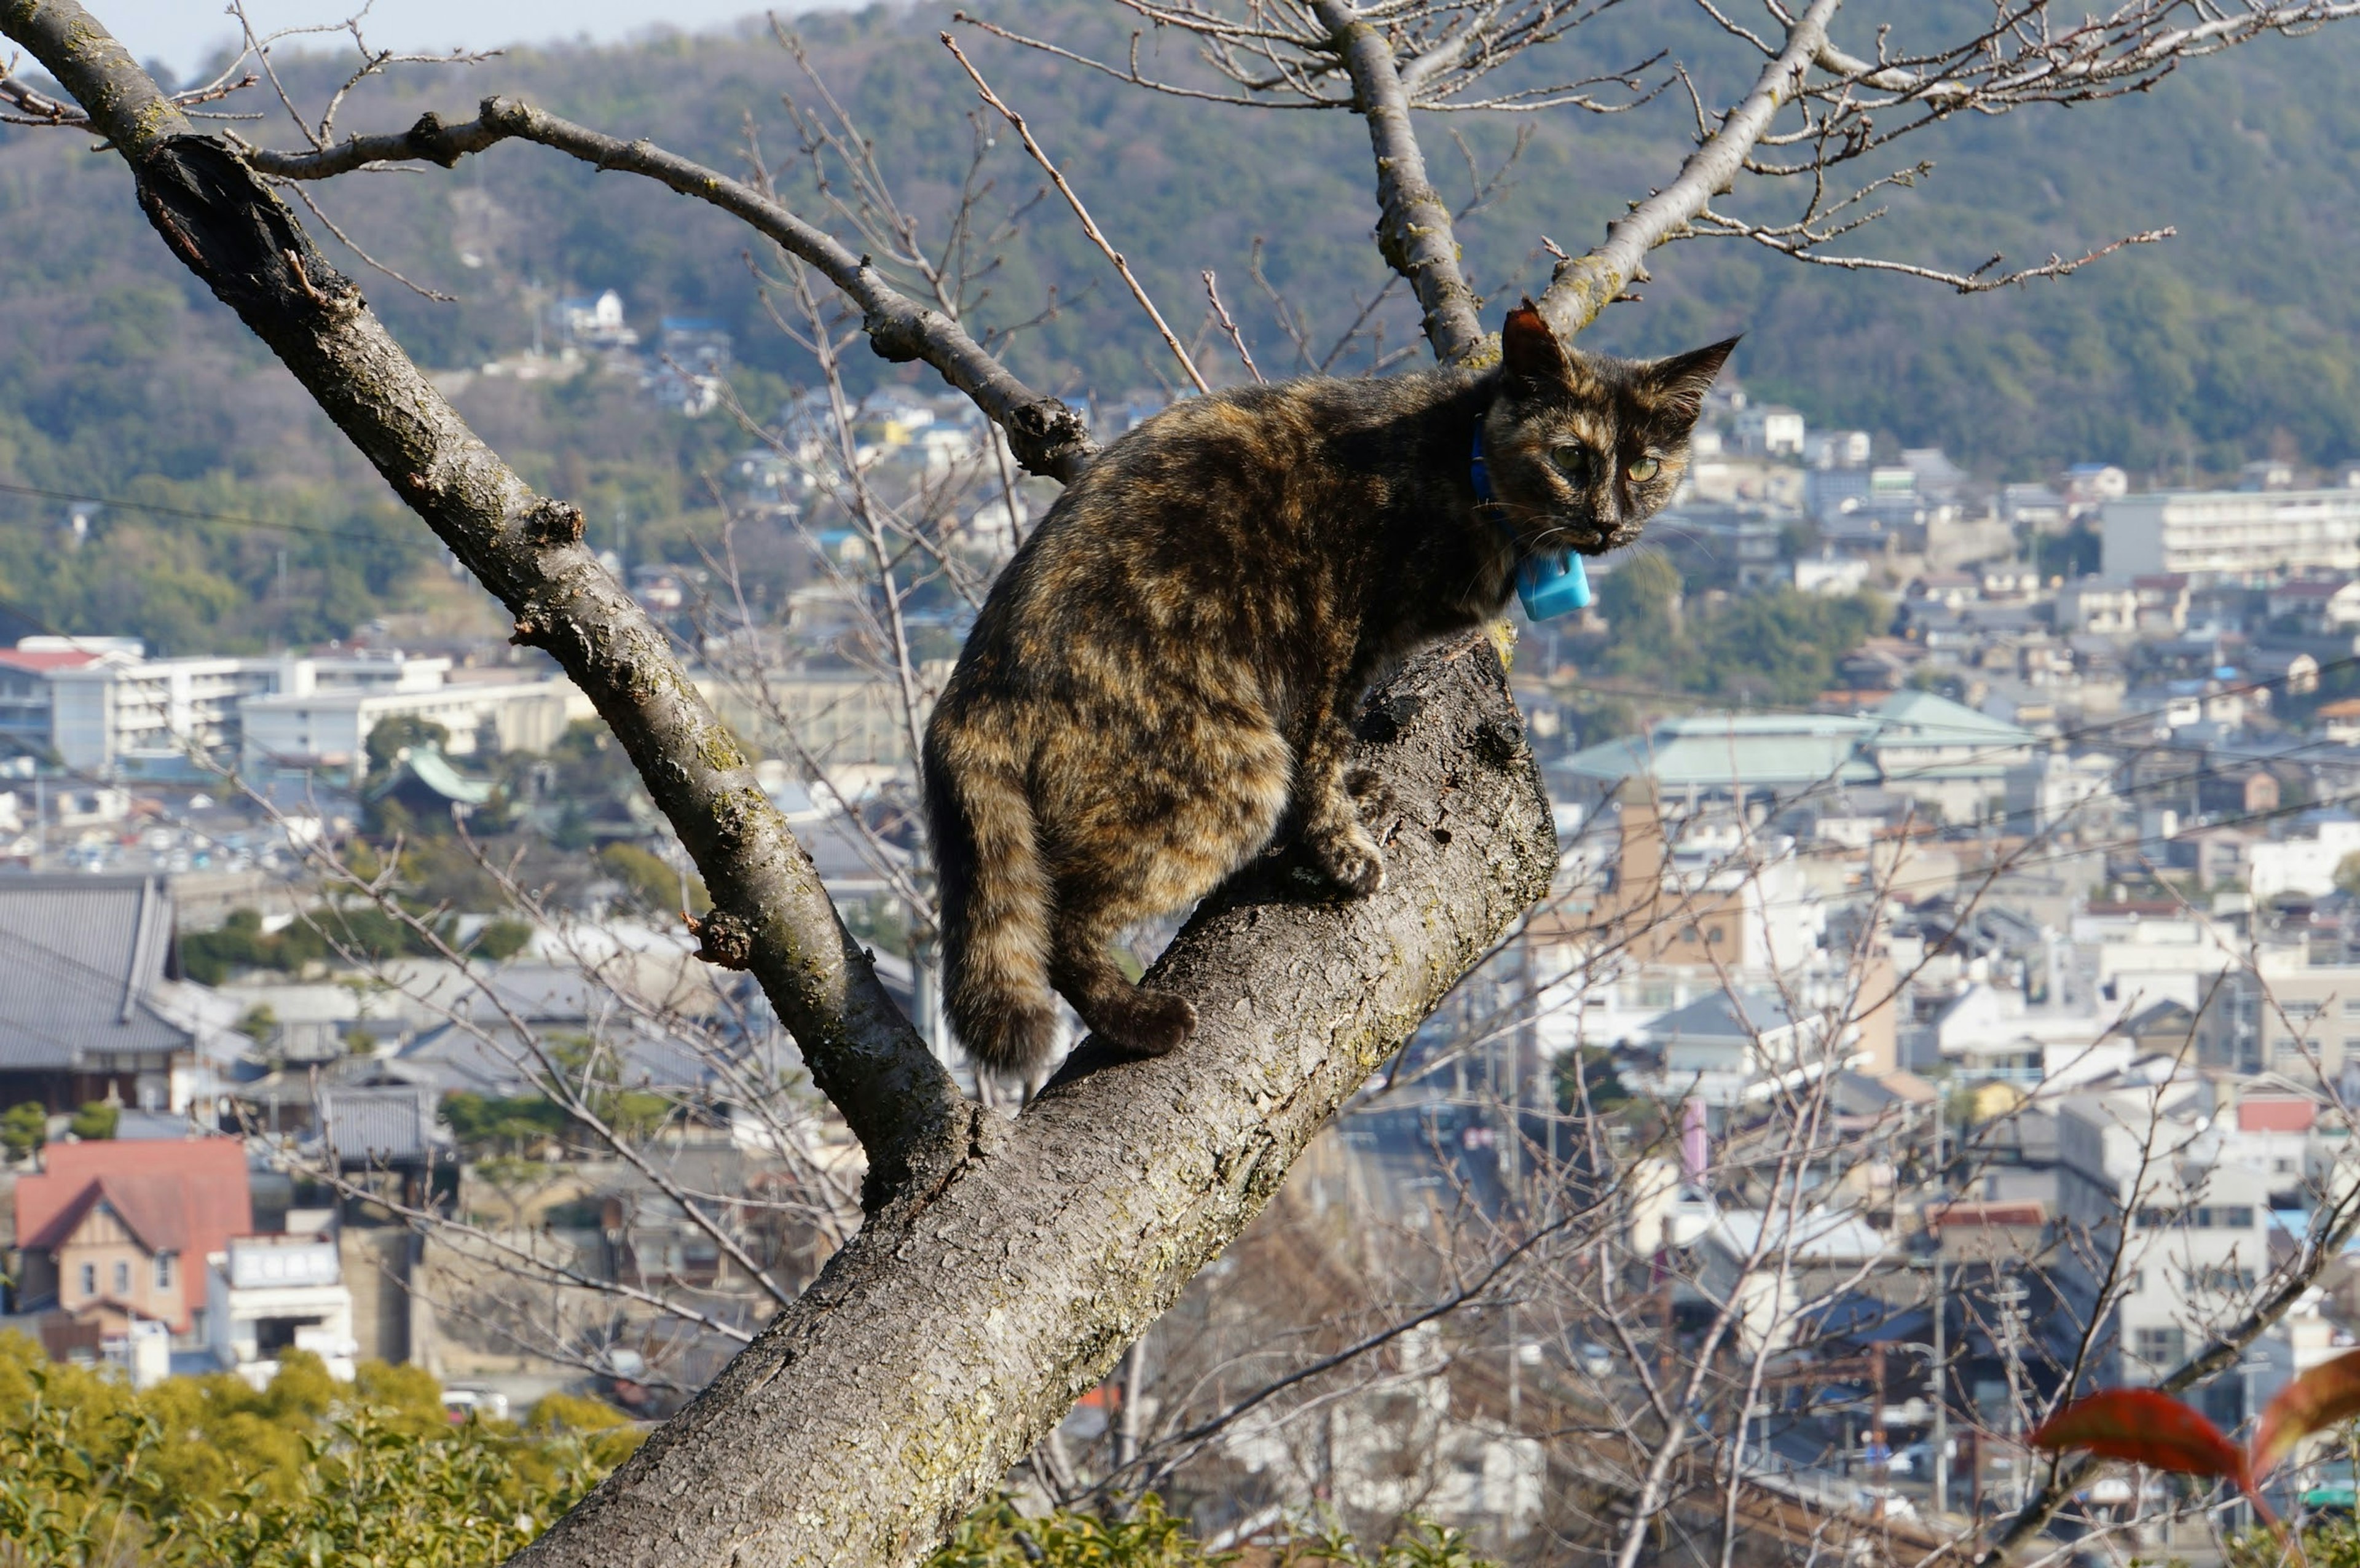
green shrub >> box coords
[1,1102,45,1161]
[66,1102,117,1141]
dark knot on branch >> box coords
[685,909,757,970]
[133,135,360,326]
[519,497,586,547]
[403,111,471,168]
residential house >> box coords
[1921,982,2130,1086]
[12,1137,251,1341]
[2315,699,2360,745]
[2133,576,2193,635]
[2055,578,2139,636]
[0,874,214,1113]
[1693,1206,1893,1355]
[1731,404,1806,458]
[2267,578,2360,635]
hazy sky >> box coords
[77,2,807,77]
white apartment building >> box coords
[6,638,578,777]
[206,1231,357,1385]
[2102,487,2360,578]
[2056,1084,2276,1390]
[240,659,578,771]
[48,648,285,772]
[2244,813,2360,903]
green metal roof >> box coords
[1556,713,1881,789]
[367,745,496,807]
[1871,688,2036,744]
[1552,689,2033,792]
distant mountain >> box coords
[3,0,2359,647]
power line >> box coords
[0,479,411,547]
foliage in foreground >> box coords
[0,1336,1492,1567]
[0,1338,631,1567]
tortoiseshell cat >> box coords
[923,302,1734,1075]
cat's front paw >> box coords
[1307,823,1386,897]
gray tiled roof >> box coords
[0,874,192,1071]
[318,1085,444,1163]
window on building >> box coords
[2341,998,2360,1019]
[2222,1206,2256,1229]
[77,1263,95,1296]
[2136,1327,2186,1365]
[112,1260,130,1295]
[2289,1001,2324,1019]
[2187,1266,2257,1293]
[154,1252,175,1292]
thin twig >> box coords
[940,31,1210,394]
[1200,270,1265,385]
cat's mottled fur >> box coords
[922,304,1735,1075]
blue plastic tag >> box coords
[1517,552,1592,619]
[1473,423,1591,621]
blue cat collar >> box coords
[1471,426,1591,619]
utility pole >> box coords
[1932,1092,1950,1518]
[1932,1256,1949,1518]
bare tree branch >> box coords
[237,96,1095,480]
[1540,0,1839,335]
[940,31,1211,393]
[1310,0,1489,361]
[0,0,971,1200]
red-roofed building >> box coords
[14,1138,251,1337]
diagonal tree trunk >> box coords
[514,645,1555,1566]
[0,5,1557,1562]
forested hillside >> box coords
[6,0,2360,648]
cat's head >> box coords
[1480,300,1736,559]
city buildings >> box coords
[0,638,580,777]
[2102,486,2360,578]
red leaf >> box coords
[2033,1388,2282,1537]
[2254,1346,2360,1478]
[2030,1389,2245,1481]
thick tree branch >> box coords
[0,0,970,1199]
[1312,0,1488,363]
[241,96,1095,480]
[1540,0,1840,336]
[511,637,1559,1568]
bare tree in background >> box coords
[8,0,2360,1562]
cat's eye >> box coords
[1551,443,1594,479]
[1627,456,1662,482]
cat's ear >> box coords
[1643,336,1742,426]
[1500,299,1569,385]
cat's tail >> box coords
[922,723,1061,1078]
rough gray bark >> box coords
[1312,0,1489,363]
[513,637,1557,1567]
[0,0,971,1198]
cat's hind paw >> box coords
[1103,987,1197,1057]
